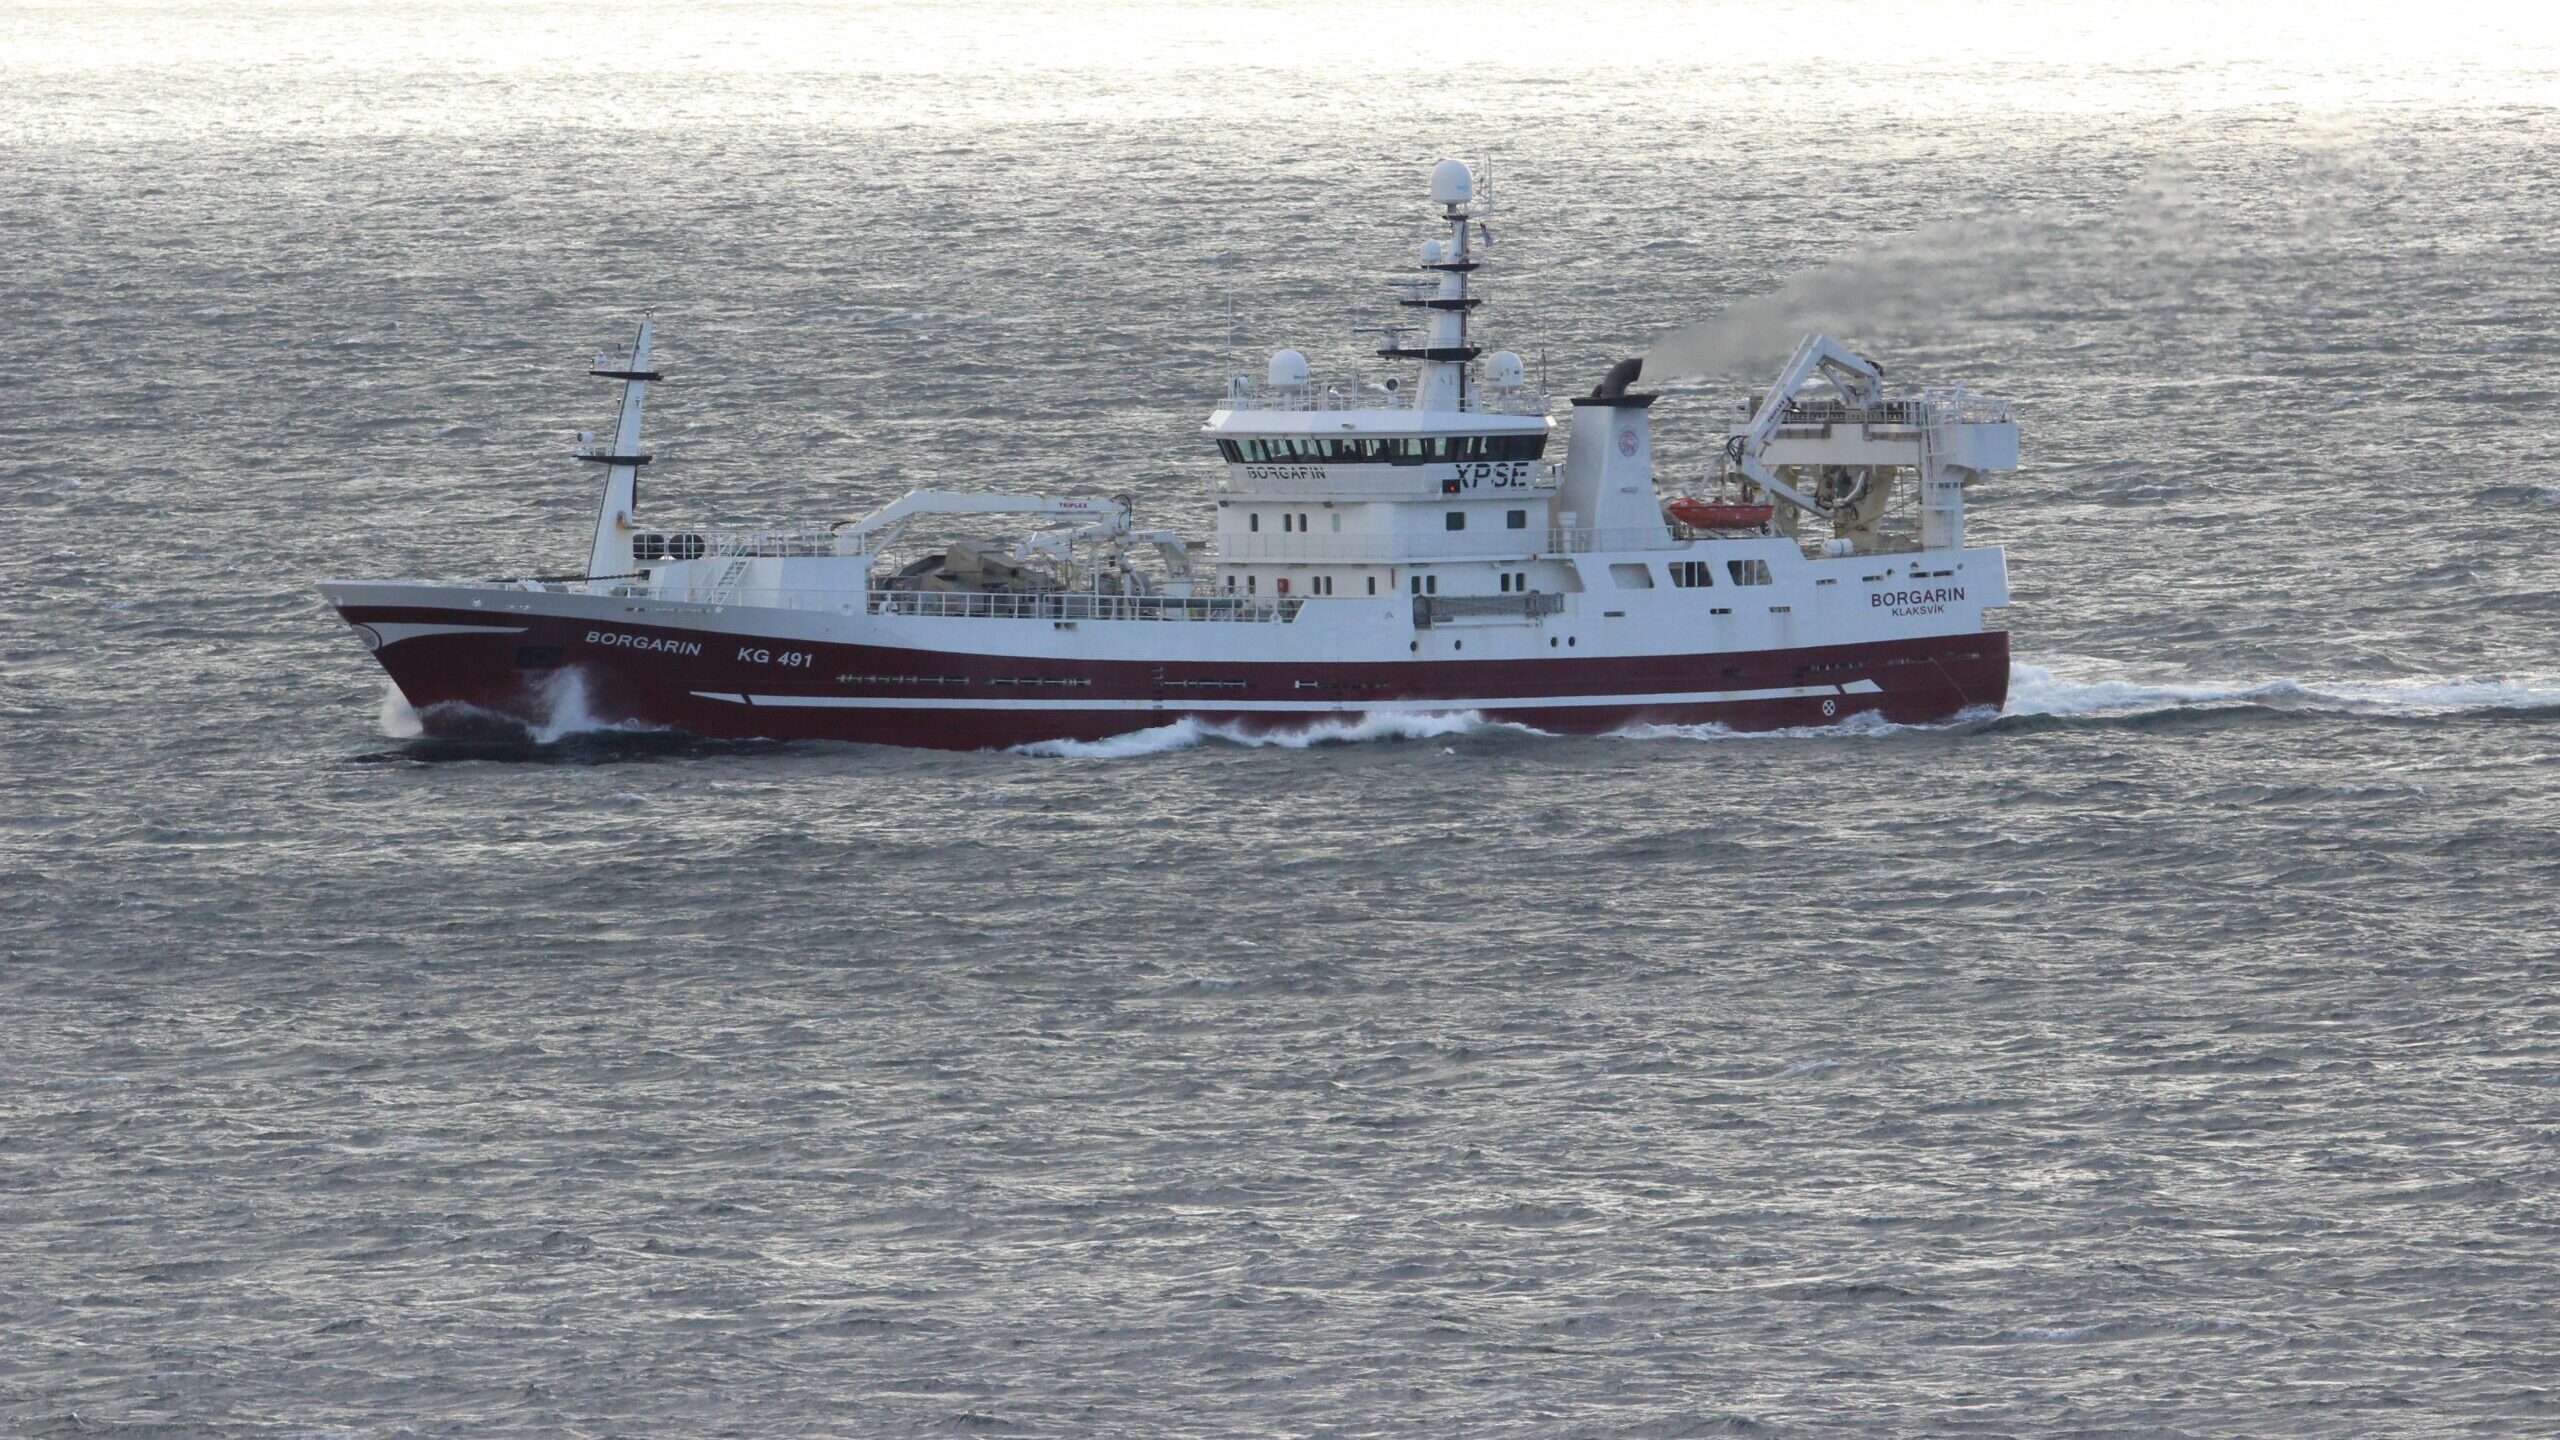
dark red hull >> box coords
[333,600,2009,750]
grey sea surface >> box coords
[6,3,2560,1435]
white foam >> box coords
[2007,662,2560,720]
[381,669,662,745]
[1010,709,1504,759]
[1607,708,1927,743]
[525,668,663,744]
[376,682,423,739]
[1010,718,1211,759]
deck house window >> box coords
[1507,510,1527,529]
[1445,512,1466,531]
[1227,434,1547,466]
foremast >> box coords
[580,321,658,591]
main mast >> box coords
[1381,159,1485,413]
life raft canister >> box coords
[1663,497,1775,530]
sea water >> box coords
[4,3,2558,1434]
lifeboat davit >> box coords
[1664,497,1775,530]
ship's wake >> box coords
[1015,664,2560,759]
[1011,710,1510,758]
[1615,664,2560,746]
[1999,663,2560,724]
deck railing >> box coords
[567,580,1295,622]
[1413,591,1565,628]
[868,589,1301,623]
[1218,373,1548,416]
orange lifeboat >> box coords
[1664,497,1774,530]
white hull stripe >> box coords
[357,622,529,649]
[693,681,1883,713]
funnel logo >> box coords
[1618,429,1638,457]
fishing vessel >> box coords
[320,161,2020,751]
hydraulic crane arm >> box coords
[1726,333,1884,519]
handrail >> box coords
[582,579,1302,623]
[1414,591,1563,627]
[1212,529,1550,563]
[869,589,1301,623]
[1743,392,2014,428]
[1219,372,1549,416]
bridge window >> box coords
[1609,563,1655,589]
[1727,559,1773,586]
[1670,561,1715,588]
[1219,434,1548,466]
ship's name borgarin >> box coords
[1874,586,1965,617]
[587,629,702,656]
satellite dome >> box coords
[1429,159,1474,206]
[1485,350,1526,389]
[1267,348,1310,387]
[1421,239,1444,264]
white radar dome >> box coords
[1429,159,1474,206]
[1421,239,1444,264]
[1485,350,1526,388]
[1267,348,1310,387]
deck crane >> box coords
[1720,333,1885,522]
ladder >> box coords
[706,557,750,604]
